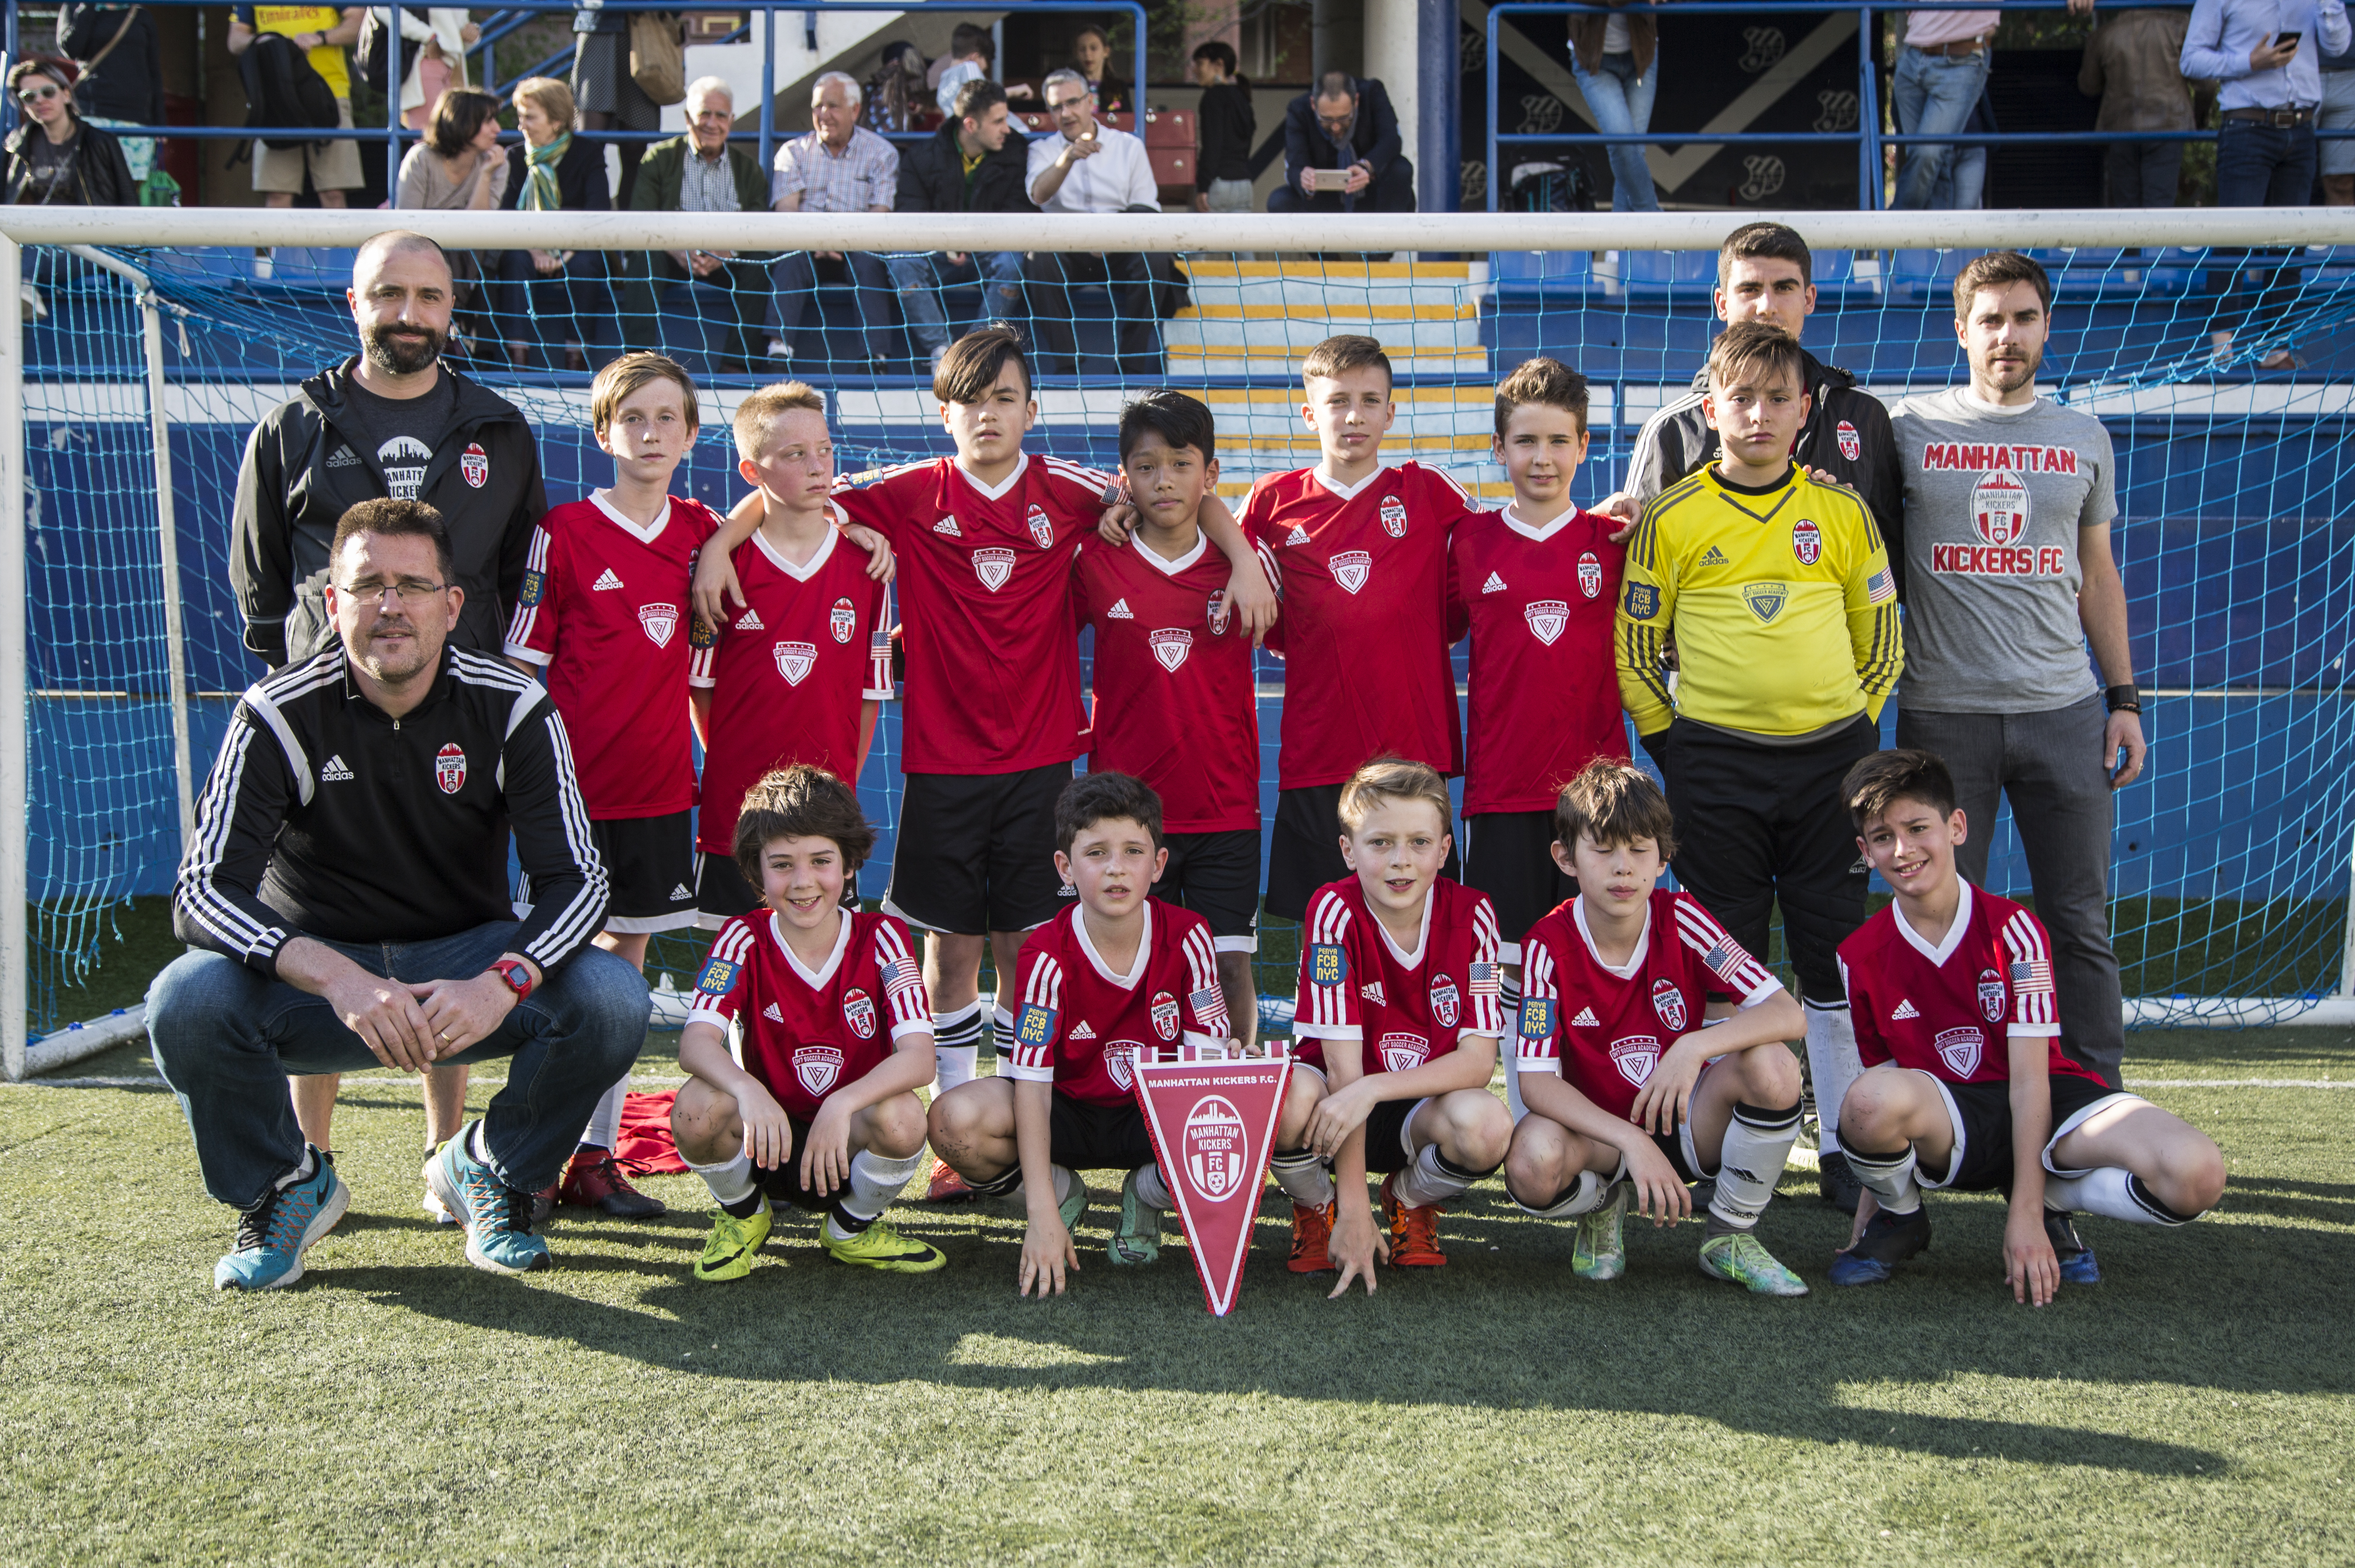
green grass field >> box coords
[4,1022,2352,1565]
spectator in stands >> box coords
[890,76,1035,371]
[1191,40,1256,213]
[770,71,901,369]
[392,9,481,133]
[1271,70,1415,215]
[2,59,138,207]
[227,5,366,211]
[866,40,927,133]
[2081,6,2200,207]
[1026,66,1164,378]
[56,3,169,204]
[2322,28,2355,202]
[1893,8,1995,210]
[935,23,1031,118]
[1569,0,1661,213]
[395,85,506,350]
[571,3,671,209]
[1070,23,1132,115]
[497,75,612,372]
[623,75,771,370]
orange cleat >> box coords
[1288,1200,1335,1273]
[1379,1172,1446,1267]
[925,1156,975,1203]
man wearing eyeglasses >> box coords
[151,496,649,1289]
[1269,70,1415,216]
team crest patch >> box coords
[433,742,467,795]
[1379,496,1408,537]
[1309,943,1348,986]
[1577,550,1602,599]
[1207,589,1230,634]
[1026,503,1055,549]
[1977,968,2007,1022]
[1183,1094,1248,1200]
[1330,549,1371,594]
[1972,468,2029,546]
[689,615,716,650]
[1936,1025,1984,1078]
[842,987,876,1039]
[829,596,856,643]
[638,603,680,648]
[1151,991,1181,1041]
[1378,1032,1430,1073]
[1150,628,1193,672]
[460,442,489,489]
[1742,582,1787,623]
[1518,997,1555,1040]
[1609,1034,1661,1087]
[795,1045,845,1096]
[1651,979,1687,1034]
[1015,1003,1058,1048]
[1105,1040,1140,1091]
[519,569,544,607]
[1429,974,1460,1028]
[773,641,817,686]
[1623,582,1659,620]
[1836,419,1861,461]
[694,956,738,997]
[1524,599,1569,646]
[974,548,1016,591]
[1791,518,1823,566]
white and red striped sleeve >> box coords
[2000,908,2061,1036]
[684,916,758,1032]
[1673,893,1784,1008]
[1412,461,1484,525]
[1178,918,1231,1046]
[1290,888,1361,1040]
[1462,894,1503,1042]
[1516,929,1563,1072]
[503,521,559,664]
[864,577,895,701]
[873,916,932,1039]
[1041,455,1123,512]
[1004,946,1064,1082]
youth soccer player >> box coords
[1076,391,1263,1044]
[1506,759,1811,1295]
[1447,356,1630,1118]
[672,765,946,1279]
[1615,319,1904,1214]
[1269,758,1513,1294]
[689,382,894,926]
[1830,749,2224,1302]
[925,772,1234,1295]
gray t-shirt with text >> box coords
[1889,386,2118,713]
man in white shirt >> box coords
[768,71,900,367]
[1024,67,1164,377]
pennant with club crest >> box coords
[1131,1044,1292,1317]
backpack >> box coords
[355,7,433,96]
[238,30,340,152]
[1508,159,1598,215]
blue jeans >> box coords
[886,250,1027,354]
[149,923,649,1209]
[1570,51,1660,213]
[1893,46,1991,210]
[770,249,898,358]
[2213,120,2318,336]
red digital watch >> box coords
[491,958,534,1002]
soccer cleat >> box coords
[925,1156,975,1203]
[1110,1167,1164,1266]
[214,1150,348,1291]
[1698,1228,1810,1296]
[1572,1182,1628,1282]
[1056,1165,1091,1233]
[1288,1201,1336,1273]
[695,1201,773,1282]
[558,1150,667,1218]
[823,1217,947,1273]
[426,1125,555,1275]
[1817,1149,1864,1214]
[2045,1209,2101,1285]
[1827,1203,1935,1287]
[1379,1172,1447,1267]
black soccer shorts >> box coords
[884,762,1072,935]
[1156,827,1263,951]
[1921,1073,2135,1192]
[579,810,699,934]
[1461,808,1577,963]
[1047,1090,1158,1172]
[1267,783,1460,924]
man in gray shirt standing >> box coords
[1889,250,2147,1087]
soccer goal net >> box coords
[3,206,2352,1077]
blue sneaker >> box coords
[215,1149,348,1290]
[426,1124,554,1275]
[1827,1203,1933,1287]
[2045,1210,2101,1284]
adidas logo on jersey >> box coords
[1360,981,1385,1005]
[318,754,354,783]
[1571,1007,1601,1027]
[326,445,360,468]
[1699,546,1729,567]
[593,568,625,591]
[764,1003,784,1023]
[669,883,693,901]
[1285,524,1310,546]
[1482,571,1508,594]
[1106,598,1134,619]
[734,607,764,630]
[933,515,962,537]
[1071,1022,1097,1040]
[1891,999,1921,1021]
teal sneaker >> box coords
[1572,1182,1628,1282]
[426,1124,554,1275]
[1698,1228,1810,1296]
[215,1149,348,1290]
[1110,1167,1165,1266]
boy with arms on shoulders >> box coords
[1830,749,2224,1300]
[1506,759,1811,1295]
[926,773,1234,1295]
[673,765,946,1279]
[1268,759,1513,1294]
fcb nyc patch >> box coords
[1518,996,1555,1040]
[1622,582,1660,620]
[519,569,544,607]
[689,615,717,650]
[694,956,739,997]
[1742,582,1788,622]
[1015,1003,1058,1047]
[1308,944,1348,987]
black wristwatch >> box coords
[2104,683,2142,715]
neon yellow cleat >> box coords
[694,1201,772,1282]
[823,1217,947,1273]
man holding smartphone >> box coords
[1270,71,1416,215]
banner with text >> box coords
[1132,1050,1293,1317]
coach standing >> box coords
[151,499,647,1290]
[1889,250,2145,1089]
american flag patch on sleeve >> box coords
[1702,937,1746,982]
[1189,985,1224,1018]
[2009,959,2053,993]
[883,955,924,995]
[1468,962,1500,996]
[1866,568,1895,604]
[870,628,892,658]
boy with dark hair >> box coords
[1616,319,1904,1214]
[926,772,1234,1294]
[673,765,945,1279]
[1447,355,1630,1117]
[1507,759,1811,1295]
[1830,749,2224,1300]
[1076,391,1263,1044]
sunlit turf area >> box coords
[4,1024,2352,1565]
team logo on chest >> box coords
[773,641,818,686]
[1651,979,1687,1034]
[1151,990,1181,1041]
[842,986,876,1039]
[1577,550,1602,599]
[1206,589,1230,635]
[1935,1025,1984,1078]
[1105,1040,1142,1090]
[1977,968,2006,1022]
[1150,629,1193,673]
[1379,1032,1431,1073]
[829,596,856,644]
[795,1044,846,1096]
[974,547,1016,591]
[1836,420,1861,462]
[1379,496,1408,537]
[1183,1095,1248,1201]
[1791,518,1823,567]
[1026,503,1056,549]
[638,603,680,648]
[1429,974,1460,1027]
[1972,469,2029,546]
[1610,1034,1661,1087]
[432,742,467,795]
[1743,582,1787,622]
[1524,600,1569,646]
[1330,549,1372,594]
[460,442,489,489]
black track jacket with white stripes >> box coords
[173,645,608,980]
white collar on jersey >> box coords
[767,905,855,988]
[1572,894,1651,980]
[1891,878,1975,968]
[1073,898,1153,989]
[1372,888,1434,972]
[751,503,844,582]
[1500,499,1582,544]
[1312,465,1392,502]
[589,487,673,545]
[952,451,1030,502]
[1131,530,1209,576]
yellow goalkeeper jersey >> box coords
[1615,463,1903,738]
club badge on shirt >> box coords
[773,641,817,686]
[795,1044,845,1095]
[433,742,467,795]
[1836,420,1860,461]
[1791,518,1823,567]
[1330,550,1371,594]
[460,442,490,489]
[1379,1032,1430,1073]
[1651,978,1687,1034]
[1972,469,2030,546]
[1524,600,1568,646]
[1380,497,1407,537]
[1429,974,1460,1028]
[639,603,680,648]
[1936,1025,1984,1078]
[1151,990,1180,1041]
[1577,551,1602,599]
[842,987,876,1039]
[1977,968,2006,1022]
[974,548,1016,592]
[1150,628,1192,672]
[1105,1040,1140,1090]
[1026,504,1055,549]
[829,596,856,643]
[1610,1034,1660,1087]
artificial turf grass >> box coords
[3,1034,2352,1566]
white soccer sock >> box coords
[993,1006,1014,1057]
[1498,972,1527,1121]
[1268,1149,1334,1209]
[579,1078,628,1151]
[1134,1163,1172,1211]
[685,1147,758,1208]
[1391,1143,1482,1209]
[1519,1168,1608,1219]
[841,1148,923,1222]
[1842,1143,1923,1216]
[1803,1001,1864,1155]
[933,999,985,1093]
[2043,1165,2198,1227]
[1707,1100,1802,1229]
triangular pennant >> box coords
[1132,1047,1291,1317]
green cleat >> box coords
[1056,1165,1090,1233]
[823,1217,947,1273]
[1572,1182,1628,1282]
[1110,1167,1165,1266]
[1698,1228,1810,1297]
[694,1201,772,1283]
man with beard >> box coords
[1888,250,2145,1089]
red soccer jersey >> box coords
[1515,890,1783,1122]
[686,908,933,1120]
[1839,881,2096,1085]
[1288,875,1504,1079]
[1243,463,1480,790]
[505,491,719,818]
[1447,502,1631,815]
[1004,898,1232,1107]
[830,453,1117,775]
[1074,532,1259,833]
[689,510,894,857]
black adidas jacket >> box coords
[231,358,546,667]
[173,645,608,979]
[1626,349,1909,600]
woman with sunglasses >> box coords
[2,59,137,206]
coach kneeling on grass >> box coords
[150,498,649,1290]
